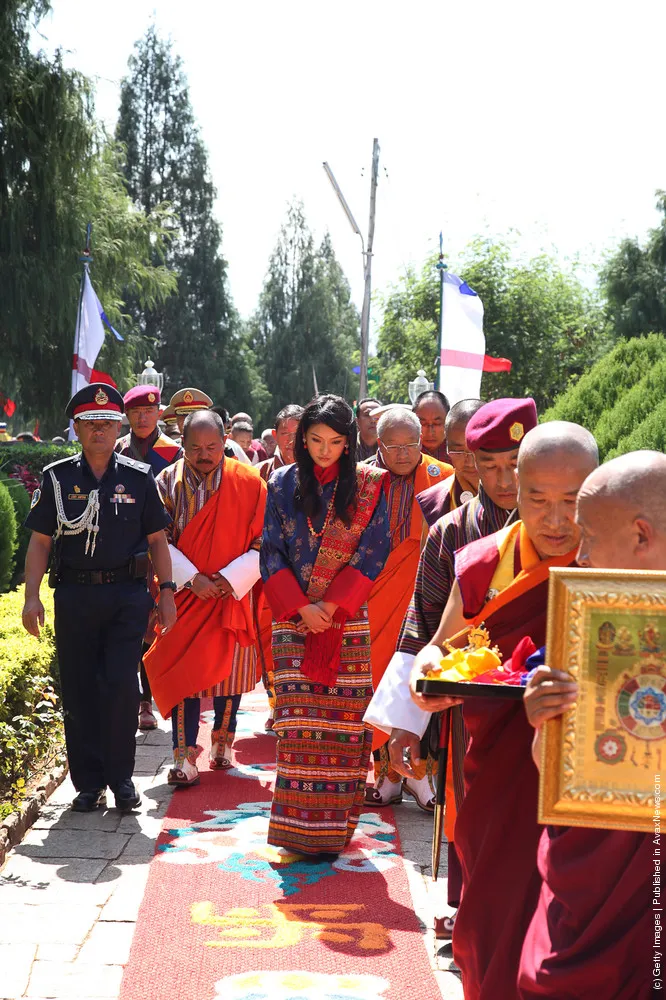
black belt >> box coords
[58,565,145,585]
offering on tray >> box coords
[425,625,503,682]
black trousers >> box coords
[54,581,153,792]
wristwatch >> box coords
[159,581,177,592]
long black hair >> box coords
[294,394,358,527]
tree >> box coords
[0,2,176,435]
[375,238,612,412]
[542,333,666,459]
[249,203,360,424]
[116,26,257,412]
[601,191,666,339]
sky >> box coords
[34,0,666,342]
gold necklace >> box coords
[307,479,338,537]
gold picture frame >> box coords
[540,567,666,833]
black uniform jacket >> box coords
[25,451,168,571]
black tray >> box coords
[416,678,525,700]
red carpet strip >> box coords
[119,689,442,1000]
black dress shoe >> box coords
[71,789,107,812]
[111,779,141,813]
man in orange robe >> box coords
[410,421,599,1000]
[364,405,451,807]
[519,451,657,1000]
[144,410,266,786]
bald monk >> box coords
[410,422,599,1000]
[519,451,659,1000]
[416,398,484,527]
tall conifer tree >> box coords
[116,26,256,408]
[0,2,175,432]
[250,203,360,423]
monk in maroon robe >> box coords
[409,422,599,1000]
[519,451,660,1000]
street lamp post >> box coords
[408,369,434,406]
[323,139,380,399]
[136,359,163,392]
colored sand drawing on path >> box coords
[159,802,398,895]
[193,901,391,952]
[212,970,390,1000]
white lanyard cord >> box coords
[49,470,100,557]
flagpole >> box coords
[435,232,447,391]
[72,223,93,396]
[69,224,93,440]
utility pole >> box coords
[359,138,379,399]
[323,137,380,400]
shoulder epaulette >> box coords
[43,454,79,473]
[117,454,151,474]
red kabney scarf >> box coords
[301,464,383,685]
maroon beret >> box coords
[123,385,161,409]
[465,397,537,452]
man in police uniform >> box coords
[22,384,177,813]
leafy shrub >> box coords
[0,472,31,587]
[0,480,17,593]
[0,586,63,817]
[543,334,666,459]
[0,442,79,488]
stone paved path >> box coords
[0,701,462,999]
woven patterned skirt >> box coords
[268,604,374,856]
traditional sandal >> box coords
[364,785,403,807]
[167,756,200,787]
[209,755,233,770]
[402,776,436,813]
[434,914,456,940]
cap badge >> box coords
[115,484,125,493]
[509,421,524,443]
[183,391,194,403]
[95,388,109,406]
[148,392,156,403]
[427,464,441,477]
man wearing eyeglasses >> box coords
[365,406,452,810]
[417,399,485,527]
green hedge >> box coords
[543,334,666,459]
[0,480,17,593]
[0,472,30,587]
[0,586,63,818]
[0,442,80,488]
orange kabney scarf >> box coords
[144,462,266,718]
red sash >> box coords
[301,465,385,685]
[144,462,266,718]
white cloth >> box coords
[363,651,431,739]
[219,550,261,601]
[168,544,198,591]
